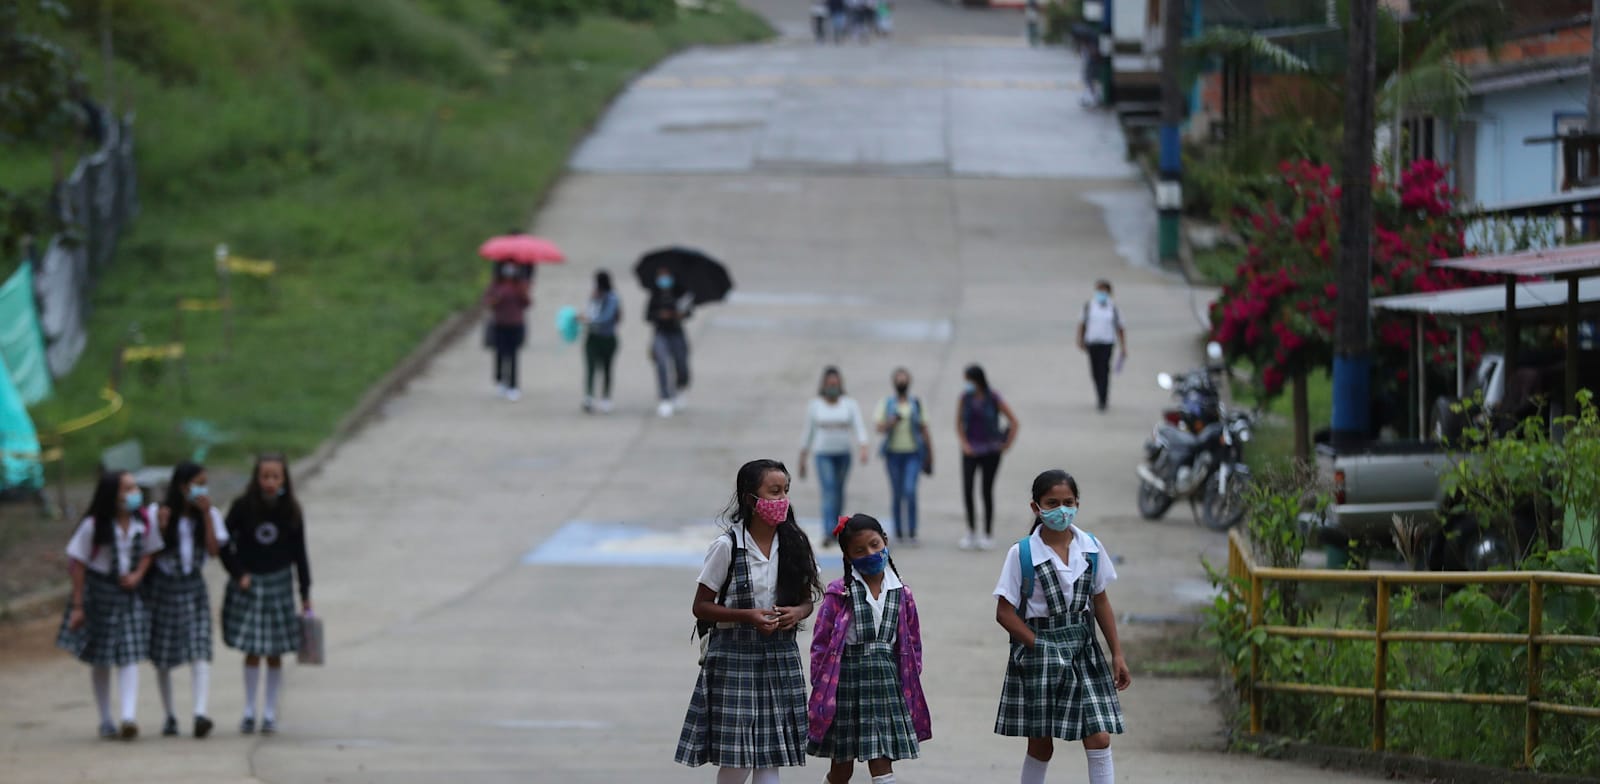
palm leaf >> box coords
[1379,35,1470,120]
[1184,27,1313,75]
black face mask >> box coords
[894,383,910,395]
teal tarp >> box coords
[0,353,43,489]
[0,265,52,405]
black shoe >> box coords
[240,717,256,735]
[194,715,214,738]
[119,721,138,740]
[162,716,179,736]
[261,717,277,735]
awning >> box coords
[1372,278,1600,319]
[1434,241,1600,279]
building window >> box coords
[1402,115,1439,167]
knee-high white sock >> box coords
[751,770,780,784]
[156,667,175,718]
[91,667,112,725]
[264,666,283,721]
[192,661,212,717]
[243,664,260,719]
[1086,747,1114,784]
[715,767,752,784]
[1021,754,1049,784]
[117,664,139,723]
[871,775,896,784]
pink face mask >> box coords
[753,496,790,527]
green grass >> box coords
[15,0,771,474]
[1235,366,1334,469]
[1191,244,1242,288]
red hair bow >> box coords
[832,516,850,537]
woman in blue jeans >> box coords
[875,367,933,545]
[799,366,870,547]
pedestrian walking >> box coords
[799,367,870,545]
[220,454,312,735]
[647,265,694,418]
[676,459,823,782]
[1076,280,1127,412]
[56,471,163,740]
[146,462,229,739]
[581,270,621,414]
[485,262,532,402]
[1025,0,1042,47]
[875,368,931,545]
[811,1,828,42]
[847,0,873,42]
[807,514,931,784]
[956,364,1018,550]
[827,0,848,42]
[875,0,894,37]
[992,470,1131,784]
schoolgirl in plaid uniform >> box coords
[145,461,230,738]
[220,454,312,735]
[677,459,823,784]
[56,471,164,740]
[807,514,931,784]
[992,470,1132,784]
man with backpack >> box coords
[1077,279,1127,412]
[876,368,933,545]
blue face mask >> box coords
[189,484,209,501]
[1095,291,1110,305]
[963,381,976,394]
[656,275,674,290]
[1039,505,1076,532]
[124,490,144,512]
[850,546,889,577]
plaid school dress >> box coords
[807,583,920,762]
[222,567,301,657]
[56,525,152,667]
[145,549,215,668]
[995,558,1124,740]
[675,537,809,769]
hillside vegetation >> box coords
[10,0,768,472]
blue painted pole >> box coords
[1332,0,1378,453]
[1158,0,1183,264]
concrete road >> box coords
[0,4,1391,783]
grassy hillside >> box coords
[15,0,769,473]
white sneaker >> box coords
[582,396,595,413]
[978,534,995,550]
[959,532,976,550]
[504,388,521,402]
[671,394,687,411]
[495,383,507,397]
[598,398,614,414]
[657,401,674,418]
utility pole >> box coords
[1157,0,1184,264]
[1590,0,1600,131]
[1331,0,1378,452]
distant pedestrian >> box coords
[811,2,828,42]
[828,0,848,42]
[582,270,621,414]
[56,471,162,740]
[847,0,874,42]
[956,364,1018,551]
[146,462,229,739]
[875,368,931,544]
[1025,0,1042,47]
[992,470,1130,784]
[676,459,822,780]
[807,513,931,784]
[220,454,312,736]
[485,262,532,402]
[875,0,894,37]
[1076,280,1127,412]
[799,367,870,545]
[647,265,695,417]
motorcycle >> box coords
[1135,344,1254,531]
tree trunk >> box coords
[1293,368,1310,465]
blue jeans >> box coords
[814,453,852,539]
[884,451,921,539]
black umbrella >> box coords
[635,247,734,305]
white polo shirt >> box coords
[698,525,779,610]
[992,526,1117,620]
[64,514,164,577]
[845,566,902,645]
[156,507,231,576]
[1081,299,1123,345]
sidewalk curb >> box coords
[0,582,70,621]
[296,307,481,484]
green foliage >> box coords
[287,0,492,87]
[0,0,80,144]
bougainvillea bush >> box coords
[1209,159,1496,434]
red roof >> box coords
[1434,242,1600,278]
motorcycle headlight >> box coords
[1237,428,1251,443]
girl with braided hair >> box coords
[806,514,930,784]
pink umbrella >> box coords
[478,235,565,265]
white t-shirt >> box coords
[156,507,230,576]
[845,567,902,645]
[698,525,780,611]
[64,514,165,577]
[801,397,869,455]
[1081,299,1124,345]
[992,526,1117,620]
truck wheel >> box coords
[1137,480,1173,520]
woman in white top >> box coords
[799,366,870,545]
[146,461,230,738]
[56,470,164,740]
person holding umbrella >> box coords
[485,262,531,402]
[646,266,694,418]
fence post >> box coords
[1374,579,1390,751]
[1526,579,1543,769]
[1249,573,1264,735]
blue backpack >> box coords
[1016,531,1100,619]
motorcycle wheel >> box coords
[1200,471,1248,531]
[1137,480,1174,520]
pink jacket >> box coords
[807,578,932,745]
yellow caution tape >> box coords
[48,387,125,436]
[122,343,186,363]
[178,297,230,312]
[218,256,277,277]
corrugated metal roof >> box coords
[1469,57,1588,95]
[1372,279,1600,316]
[1434,242,1600,277]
